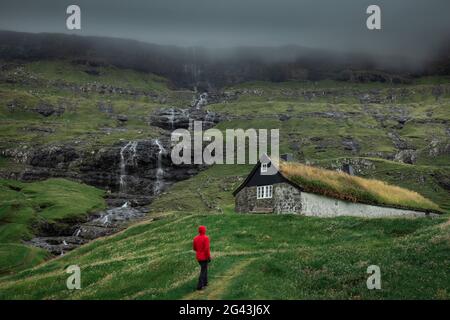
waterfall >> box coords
[194,92,208,109]
[153,139,166,195]
[119,141,138,193]
[168,108,175,129]
[205,110,216,126]
[73,228,81,237]
[101,214,110,225]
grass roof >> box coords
[279,162,443,214]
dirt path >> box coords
[183,258,256,300]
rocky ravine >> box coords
[0,93,224,254]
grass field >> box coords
[0,212,448,299]
[0,178,106,274]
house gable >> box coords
[233,160,295,196]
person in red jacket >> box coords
[193,225,211,290]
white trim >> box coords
[261,163,268,173]
[257,185,273,199]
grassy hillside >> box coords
[0,213,448,299]
[0,178,106,274]
[211,80,450,165]
[23,60,170,92]
[0,59,448,299]
[0,60,192,151]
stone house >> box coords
[233,155,439,218]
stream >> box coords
[26,92,212,256]
[28,202,148,255]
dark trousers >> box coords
[197,260,208,289]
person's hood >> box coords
[198,225,206,235]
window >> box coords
[261,163,268,173]
[257,185,273,199]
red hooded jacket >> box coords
[193,226,211,262]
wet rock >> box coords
[388,132,410,150]
[428,138,450,158]
[29,203,148,254]
[322,158,376,175]
[394,149,417,164]
[116,114,128,125]
[192,92,208,109]
[342,137,360,153]
[279,114,291,121]
[28,236,87,255]
[359,93,382,104]
[98,101,114,113]
[84,69,100,76]
[28,145,79,168]
[34,103,65,117]
[434,171,450,191]
[24,126,55,134]
[150,107,190,130]
[150,107,221,130]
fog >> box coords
[0,0,449,64]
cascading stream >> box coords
[153,139,166,195]
[119,141,138,193]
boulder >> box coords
[34,103,65,117]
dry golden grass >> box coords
[280,162,442,213]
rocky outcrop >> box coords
[28,145,79,168]
[150,107,222,130]
[428,138,450,158]
[319,158,377,175]
[394,149,417,164]
[34,103,65,117]
[342,137,360,153]
[28,203,148,255]
[2,138,202,205]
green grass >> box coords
[0,60,448,298]
[0,88,165,149]
[209,90,450,164]
[151,164,252,213]
[0,213,448,299]
[0,178,106,274]
[23,60,170,92]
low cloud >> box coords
[0,0,449,64]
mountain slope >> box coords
[0,213,448,299]
[0,55,448,300]
[0,178,106,274]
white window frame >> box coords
[261,163,268,173]
[257,185,273,199]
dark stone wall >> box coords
[235,185,274,213]
[235,183,302,214]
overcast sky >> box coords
[0,0,449,59]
